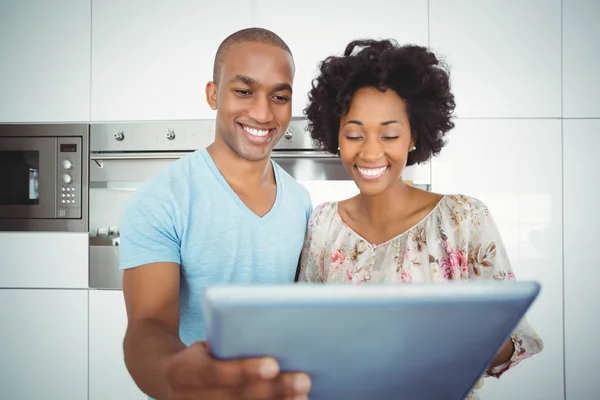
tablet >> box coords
[200,281,540,400]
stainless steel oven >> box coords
[88,119,431,289]
[0,124,89,232]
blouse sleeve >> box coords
[297,204,327,283]
[467,200,544,379]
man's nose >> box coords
[247,95,274,124]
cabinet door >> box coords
[254,0,428,117]
[431,119,563,399]
[0,289,88,399]
[0,0,91,122]
[429,0,561,118]
[89,290,147,400]
[0,232,88,288]
[563,0,600,118]
[91,0,252,122]
[564,119,600,399]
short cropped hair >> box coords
[304,39,456,166]
[212,27,293,83]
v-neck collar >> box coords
[201,149,282,226]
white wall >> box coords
[1,1,599,399]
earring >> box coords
[337,146,341,151]
[410,145,416,152]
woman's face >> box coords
[338,86,414,197]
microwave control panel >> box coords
[56,137,82,218]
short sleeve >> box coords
[119,189,181,270]
[467,199,544,378]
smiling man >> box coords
[119,28,313,400]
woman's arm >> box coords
[466,199,544,378]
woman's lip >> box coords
[355,165,389,180]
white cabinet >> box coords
[0,0,91,123]
[563,0,600,118]
[0,289,88,399]
[429,0,561,118]
[564,119,600,399]
[91,0,252,122]
[431,119,563,399]
[254,0,428,117]
[0,232,88,288]
[89,290,147,400]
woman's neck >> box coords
[355,180,413,227]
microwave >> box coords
[0,124,89,232]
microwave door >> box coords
[0,137,57,219]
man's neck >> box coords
[206,141,272,186]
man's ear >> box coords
[205,81,218,110]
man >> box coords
[120,27,313,400]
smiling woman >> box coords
[298,38,544,400]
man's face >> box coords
[206,42,294,162]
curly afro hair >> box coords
[304,39,456,166]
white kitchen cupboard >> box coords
[431,119,563,400]
[0,232,89,288]
[0,289,88,400]
[563,0,600,118]
[89,289,147,400]
[91,0,252,122]
[564,119,600,399]
[253,0,429,117]
[429,0,561,119]
[0,0,91,123]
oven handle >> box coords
[90,151,338,162]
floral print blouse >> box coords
[298,194,543,399]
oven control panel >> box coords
[56,137,82,218]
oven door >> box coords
[0,137,58,219]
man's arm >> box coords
[122,261,184,400]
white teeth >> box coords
[243,125,270,137]
[357,166,387,178]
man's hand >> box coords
[164,341,311,400]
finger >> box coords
[207,357,280,386]
[193,345,281,387]
[234,372,312,400]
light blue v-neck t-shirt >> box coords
[119,148,313,347]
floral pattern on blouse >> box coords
[298,194,543,399]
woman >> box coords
[298,39,543,399]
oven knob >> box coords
[166,129,176,140]
[62,160,73,170]
[114,131,124,141]
[284,129,293,140]
[62,174,72,184]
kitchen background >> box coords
[0,0,598,399]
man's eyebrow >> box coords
[272,83,293,93]
[229,75,256,86]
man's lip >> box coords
[237,122,276,131]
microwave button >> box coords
[62,174,72,184]
[62,160,73,170]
